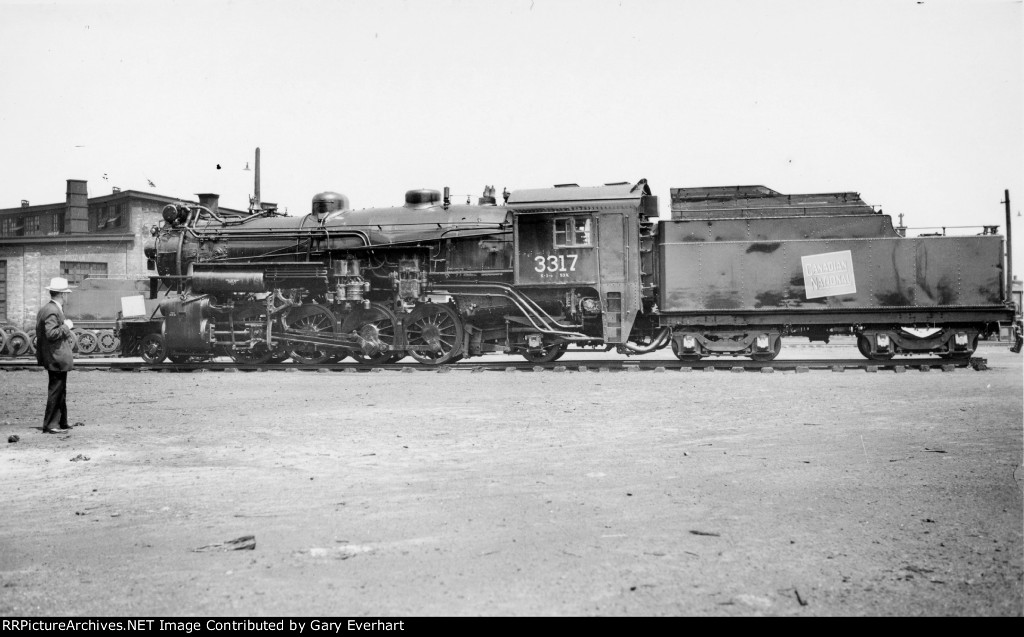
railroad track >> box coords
[0,356,987,373]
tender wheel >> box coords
[341,304,400,365]
[140,333,167,364]
[940,334,978,360]
[521,342,567,364]
[858,335,895,361]
[405,303,464,365]
[670,337,703,362]
[75,330,99,355]
[284,304,336,365]
[749,335,782,362]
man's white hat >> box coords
[45,277,74,293]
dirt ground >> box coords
[1,344,1021,617]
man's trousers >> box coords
[43,370,68,430]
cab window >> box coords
[553,217,592,248]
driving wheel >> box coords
[284,304,337,365]
[341,304,400,364]
[405,303,464,365]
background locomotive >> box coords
[120,179,1019,365]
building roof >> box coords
[1,187,247,217]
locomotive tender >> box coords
[130,179,1019,365]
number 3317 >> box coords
[534,254,578,273]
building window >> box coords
[553,217,593,248]
[60,261,107,286]
[27,216,41,235]
[51,213,65,234]
[0,260,6,321]
[90,203,126,231]
[0,218,9,237]
[9,216,25,237]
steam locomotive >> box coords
[127,179,1020,365]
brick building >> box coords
[0,179,243,330]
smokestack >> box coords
[196,193,220,216]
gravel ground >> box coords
[0,343,1021,616]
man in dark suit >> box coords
[35,277,76,434]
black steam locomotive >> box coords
[126,180,1019,365]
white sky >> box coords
[1,0,1021,268]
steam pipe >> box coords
[619,327,671,353]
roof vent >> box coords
[20,200,29,207]
[404,189,441,209]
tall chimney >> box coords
[65,179,88,233]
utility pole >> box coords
[254,147,261,212]
[1003,189,1013,295]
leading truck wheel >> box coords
[140,333,167,364]
[406,303,464,366]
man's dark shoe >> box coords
[59,423,72,429]
[41,428,63,434]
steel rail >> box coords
[0,357,984,373]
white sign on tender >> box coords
[801,250,857,299]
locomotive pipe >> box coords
[451,289,589,338]
[443,281,581,330]
[619,327,671,354]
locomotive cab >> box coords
[504,180,660,353]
